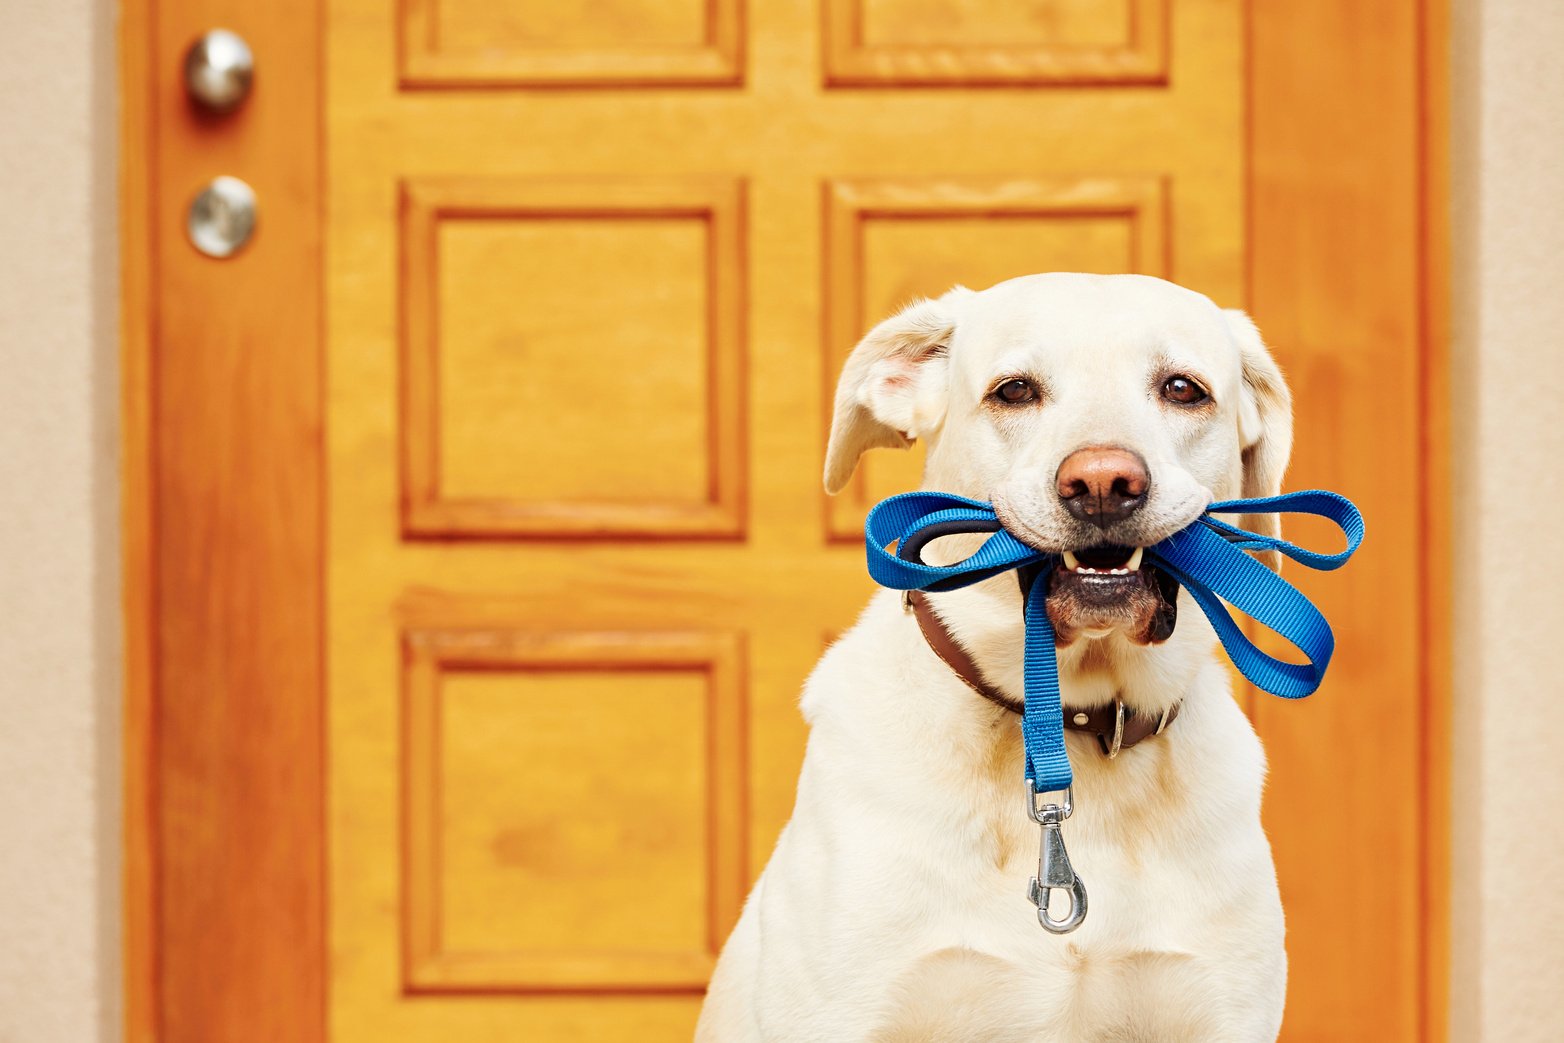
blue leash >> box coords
[864,490,1364,931]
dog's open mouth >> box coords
[1044,544,1180,646]
[1061,544,1144,579]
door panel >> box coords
[399,0,745,86]
[401,628,744,993]
[822,0,1168,85]
[330,2,1239,1038]
[859,0,1132,49]
[398,176,746,538]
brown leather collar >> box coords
[907,590,1179,757]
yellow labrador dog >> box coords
[696,273,1293,1042]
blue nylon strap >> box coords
[1021,572,1071,794]
[865,489,1364,791]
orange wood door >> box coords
[127,0,1447,1040]
[326,3,1238,1038]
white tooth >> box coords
[1111,568,1128,575]
[1062,550,1080,571]
[1080,567,1097,574]
[1126,547,1144,571]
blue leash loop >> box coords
[865,489,1364,793]
[865,489,1363,933]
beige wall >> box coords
[1449,0,1564,1039]
[0,0,120,1041]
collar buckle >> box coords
[1106,697,1126,759]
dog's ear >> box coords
[1225,309,1294,569]
[823,289,967,494]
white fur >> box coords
[698,274,1294,1042]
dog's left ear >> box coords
[823,288,968,494]
[1225,309,1294,569]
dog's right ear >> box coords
[823,289,967,494]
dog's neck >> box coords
[916,574,1202,719]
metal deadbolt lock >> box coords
[188,176,257,258]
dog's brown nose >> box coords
[1055,446,1150,528]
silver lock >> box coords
[184,29,253,114]
[187,176,257,258]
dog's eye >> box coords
[1161,375,1209,405]
[993,379,1037,405]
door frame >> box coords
[120,2,1451,1040]
[121,0,325,1040]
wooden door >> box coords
[330,3,1234,1039]
[125,1,1449,1041]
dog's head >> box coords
[826,273,1292,645]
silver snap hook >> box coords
[1026,783,1088,933]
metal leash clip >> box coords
[1025,783,1087,934]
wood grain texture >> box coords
[128,0,327,1041]
[399,0,745,87]
[1247,2,1445,1039]
[823,0,1167,85]
[400,626,746,992]
[399,177,748,540]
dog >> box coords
[695,273,1295,1042]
